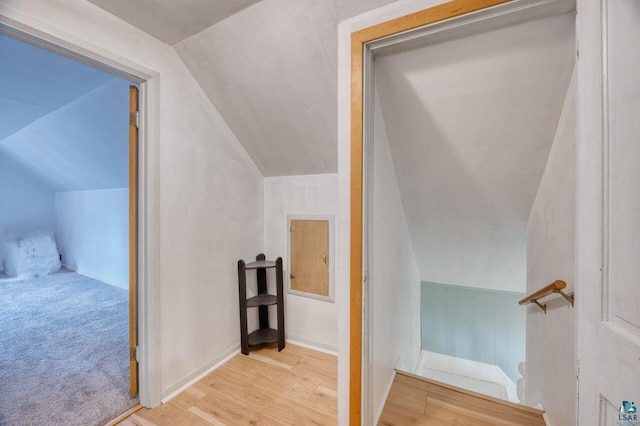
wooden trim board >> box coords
[103,404,143,426]
[349,0,512,424]
[129,86,139,398]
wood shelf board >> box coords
[244,260,276,269]
[248,328,279,346]
[519,280,566,305]
[246,294,278,307]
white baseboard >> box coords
[287,337,338,356]
[161,344,240,404]
[374,369,396,424]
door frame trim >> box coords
[348,0,578,422]
[0,19,162,407]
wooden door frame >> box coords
[348,1,516,423]
[0,21,161,407]
[129,86,140,397]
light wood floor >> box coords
[116,343,338,426]
[378,370,545,426]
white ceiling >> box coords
[85,0,396,45]
[0,34,115,141]
[375,12,575,291]
[1,78,130,192]
[86,0,263,45]
[1,34,130,192]
[175,0,339,176]
[85,0,399,176]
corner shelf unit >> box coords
[237,254,285,355]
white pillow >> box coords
[2,240,21,277]
[3,233,61,278]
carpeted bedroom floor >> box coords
[0,269,138,426]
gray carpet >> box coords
[0,270,138,426]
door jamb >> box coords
[0,21,161,407]
[347,0,580,423]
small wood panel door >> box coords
[290,220,329,296]
[128,85,139,398]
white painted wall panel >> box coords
[55,188,128,289]
[421,282,525,382]
[370,90,421,417]
[525,70,575,425]
[263,174,338,352]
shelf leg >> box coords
[276,257,285,351]
[238,259,249,355]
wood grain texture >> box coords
[128,85,139,398]
[518,280,566,305]
[378,371,545,426]
[115,344,337,426]
[350,1,513,423]
[291,220,329,296]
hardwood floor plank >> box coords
[378,401,450,426]
[224,352,322,398]
[280,343,337,362]
[426,395,513,426]
[209,365,336,425]
[248,343,305,366]
[291,354,338,386]
[188,406,228,426]
[385,382,428,414]
[192,386,286,426]
[306,385,339,412]
[133,402,211,426]
[171,382,211,410]
[116,345,338,426]
[380,371,545,426]
[395,372,543,422]
[248,352,294,369]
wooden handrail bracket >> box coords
[519,280,574,314]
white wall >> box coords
[370,90,421,420]
[0,155,55,269]
[0,0,264,405]
[55,188,128,289]
[263,174,338,352]
[525,70,575,425]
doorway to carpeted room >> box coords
[0,33,139,425]
[0,270,133,425]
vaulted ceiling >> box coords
[86,0,398,176]
[0,35,130,192]
[0,34,114,142]
[375,12,576,291]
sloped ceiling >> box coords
[375,12,575,291]
[175,0,339,176]
[85,0,263,45]
[0,34,115,141]
[0,78,130,192]
[85,0,398,176]
[85,0,396,45]
[0,34,130,192]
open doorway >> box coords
[0,33,141,425]
[354,0,576,423]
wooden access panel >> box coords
[290,220,329,296]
